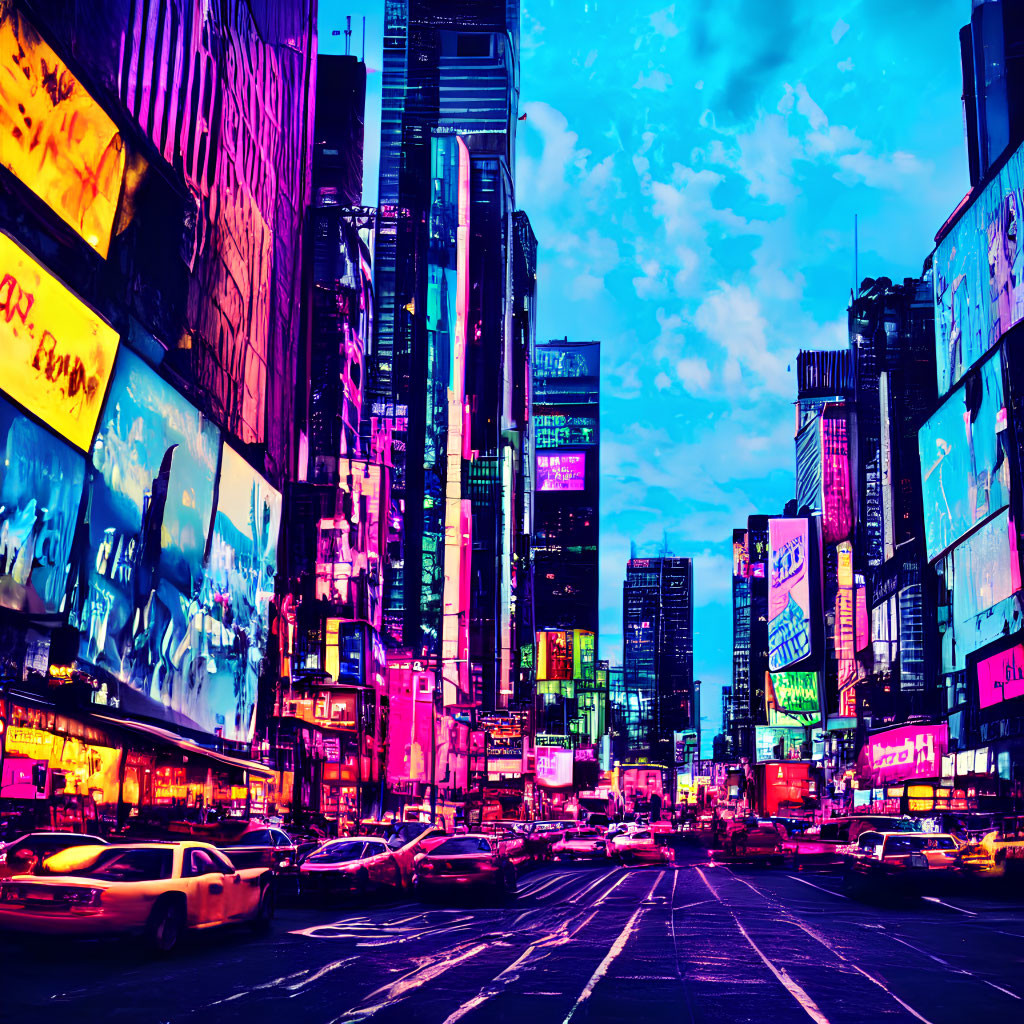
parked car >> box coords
[844,831,962,897]
[0,841,273,952]
[608,829,673,865]
[0,833,108,880]
[299,837,403,900]
[551,828,608,862]
[414,834,518,899]
[521,821,575,861]
[209,824,302,875]
[479,822,531,869]
[784,816,920,869]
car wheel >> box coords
[146,897,185,954]
[501,866,518,901]
[250,884,275,934]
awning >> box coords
[91,714,276,778]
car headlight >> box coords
[65,888,103,906]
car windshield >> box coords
[307,841,367,863]
[431,837,491,856]
[386,823,431,849]
[61,849,173,882]
[885,835,957,854]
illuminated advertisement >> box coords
[795,418,822,515]
[537,631,572,681]
[934,138,1024,394]
[950,508,1020,625]
[535,411,598,448]
[0,10,126,257]
[732,529,749,578]
[918,351,1009,560]
[197,444,282,741]
[769,672,820,717]
[863,723,948,785]
[535,746,574,788]
[537,452,586,491]
[755,725,804,763]
[74,347,220,728]
[855,578,870,652]
[0,394,85,613]
[0,232,120,451]
[768,518,812,670]
[821,413,852,543]
[977,644,1024,709]
[762,762,813,817]
[835,541,856,687]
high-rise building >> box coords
[730,529,753,759]
[533,341,600,634]
[621,557,694,765]
[374,1,522,715]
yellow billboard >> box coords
[0,10,126,256]
[0,231,119,450]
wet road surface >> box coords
[5,850,1024,1023]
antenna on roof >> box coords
[854,213,859,299]
[344,15,352,56]
[362,16,366,63]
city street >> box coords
[5,850,1024,1024]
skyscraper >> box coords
[374,1,523,713]
[621,557,694,765]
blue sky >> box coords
[322,1,970,750]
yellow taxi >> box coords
[959,816,1024,877]
[0,841,273,952]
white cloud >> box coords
[831,19,850,44]
[633,69,673,92]
[675,356,712,394]
[650,5,679,39]
[834,149,925,189]
[837,58,854,72]
[654,371,672,391]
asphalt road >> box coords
[5,848,1024,1024]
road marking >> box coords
[645,870,666,901]
[983,980,1021,1000]
[568,867,617,904]
[561,906,644,1024]
[331,942,490,1023]
[521,874,571,899]
[786,874,850,900]
[921,896,977,916]
[593,870,631,905]
[286,958,357,995]
[732,916,833,1024]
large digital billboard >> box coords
[73,348,223,735]
[0,394,85,613]
[198,444,282,741]
[0,232,120,451]
[863,723,948,785]
[537,452,586,491]
[918,351,1009,561]
[977,643,1024,709]
[821,413,852,543]
[733,529,749,578]
[934,138,1024,394]
[535,746,574,788]
[950,508,1020,626]
[768,518,812,670]
[0,10,126,257]
[755,725,804,763]
[769,672,820,717]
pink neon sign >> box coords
[537,452,585,491]
[535,747,573,787]
[866,724,948,785]
[977,644,1024,709]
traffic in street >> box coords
[4,842,1024,1024]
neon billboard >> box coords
[977,644,1024,709]
[537,452,586,491]
[769,672,819,717]
[918,350,1009,561]
[535,747,574,787]
[0,10,126,257]
[934,138,1024,394]
[0,232,120,451]
[768,518,812,670]
[821,412,852,543]
[864,723,948,785]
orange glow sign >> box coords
[0,232,119,450]
[0,10,126,256]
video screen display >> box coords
[73,348,222,735]
[535,746,574,787]
[864,723,948,785]
[768,671,820,719]
[918,351,1009,561]
[754,725,804,763]
[934,139,1024,394]
[0,394,85,613]
[950,508,1020,626]
[977,643,1024,709]
[768,518,812,670]
[537,452,586,491]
